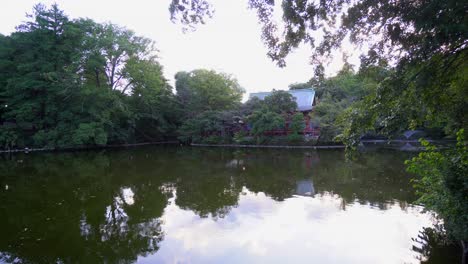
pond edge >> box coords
[190,143,346,149]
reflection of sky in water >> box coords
[138,188,434,264]
[2,149,448,263]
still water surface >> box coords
[0,147,457,263]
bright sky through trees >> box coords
[0,0,358,96]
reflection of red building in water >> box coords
[249,88,320,138]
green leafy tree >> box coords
[178,110,239,144]
[248,109,284,144]
[262,90,297,114]
[287,112,305,143]
[289,112,304,134]
[172,0,466,70]
[127,58,180,141]
[175,69,244,116]
[288,82,311,90]
[239,96,264,116]
[1,4,86,147]
[83,22,154,93]
[178,111,223,143]
[406,130,468,263]
[0,4,178,149]
[306,64,383,144]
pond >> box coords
[0,146,458,263]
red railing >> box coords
[200,121,321,137]
[262,127,320,137]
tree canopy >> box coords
[406,130,468,260]
[262,90,297,114]
[175,69,244,115]
[170,0,467,67]
[0,4,179,149]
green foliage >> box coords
[287,112,304,143]
[239,96,264,116]
[289,112,305,134]
[233,131,254,145]
[128,58,180,141]
[0,4,179,149]
[339,52,467,148]
[201,135,225,144]
[177,88,298,145]
[169,0,214,31]
[337,100,376,148]
[288,82,311,90]
[0,128,18,149]
[171,1,466,71]
[178,110,238,144]
[406,129,468,243]
[176,65,381,146]
[248,109,284,144]
[262,90,297,114]
[178,111,221,143]
[287,133,303,144]
[307,64,383,144]
[175,69,244,115]
[174,69,245,144]
[73,123,108,146]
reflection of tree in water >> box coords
[233,150,305,201]
[412,226,459,264]
[0,150,170,263]
[175,180,240,218]
[170,148,417,208]
[172,148,242,218]
[228,149,417,208]
[311,150,417,209]
[0,146,433,263]
[78,186,165,264]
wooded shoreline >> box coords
[0,141,179,153]
[1,139,459,153]
[190,143,345,149]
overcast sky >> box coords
[0,0,358,97]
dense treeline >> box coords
[176,61,386,146]
[2,4,463,150]
[0,4,180,149]
[295,62,385,143]
[176,80,298,144]
[0,3,394,150]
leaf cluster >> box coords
[405,129,468,242]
